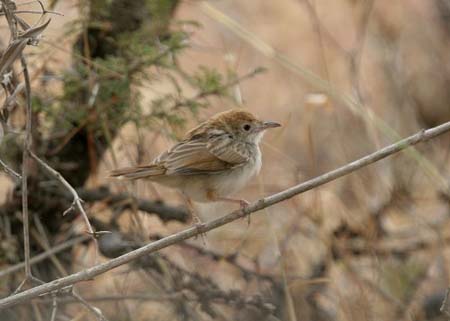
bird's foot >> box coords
[216,197,251,226]
[238,199,252,226]
[192,214,207,245]
[239,199,250,209]
[216,197,250,209]
[181,195,207,244]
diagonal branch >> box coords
[28,151,99,249]
[200,2,447,189]
[0,157,21,180]
[0,121,450,309]
[73,186,189,222]
[0,235,90,279]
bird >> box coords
[110,109,281,210]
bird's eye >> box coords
[243,124,251,131]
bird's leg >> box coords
[206,190,252,225]
[216,197,250,209]
[214,196,252,226]
[182,195,207,243]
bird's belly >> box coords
[154,151,262,203]
[189,154,261,202]
[212,164,257,197]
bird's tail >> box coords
[110,165,166,180]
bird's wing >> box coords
[156,136,249,175]
[206,135,250,164]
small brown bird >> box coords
[111,109,281,208]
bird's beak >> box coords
[261,120,281,130]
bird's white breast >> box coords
[207,145,262,199]
[161,144,262,203]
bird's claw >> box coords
[192,216,207,244]
[239,199,250,209]
[238,199,251,226]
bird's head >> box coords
[209,109,281,144]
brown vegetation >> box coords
[1,0,450,320]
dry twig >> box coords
[0,0,52,293]
[0,235,89,278]
[19,55,33,282]
[71,289,109,321]
[29,151,100,253]
[0,157,21,180]
[72,186,189,222]
[0,121,449,309]
[441,287,450,317]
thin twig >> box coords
[441,287,450,317]
[19,55,32,280]
[200,2,448,190]
[0,121,449,309]
[1,0,43,290]
[49,294,57,321]
[34,293,183,304]
[179,241,275,283]
[0,157,21,180]
[72,289,108,321]
[0,9,63,16]
[1,82,24,114]
[0,235,90,278]
[32,215,68,276]
[1,0,32,288]
[170,67,265,111]
[299,0,350,57]
[28,151,99,256]
[351,0,376,97]
[71,186,189,222]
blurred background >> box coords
[1,0,450,320]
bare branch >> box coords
[19,55,32,280]
[0,18,51,77]
[170,67,265,111]
[441,287,450,317]
[0,121,449,309]
[73,186,189,222]
[0,235,90,278]
[28,151,99,250]
[37,293,183,304]
[0,157,21,180]
[49,294,57,321]
[0,9,63,16]
[0,39,27,77]
[71,289,109,321]
[1,82,24,114]
[0,0,52,291]
[18,18,51,41]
